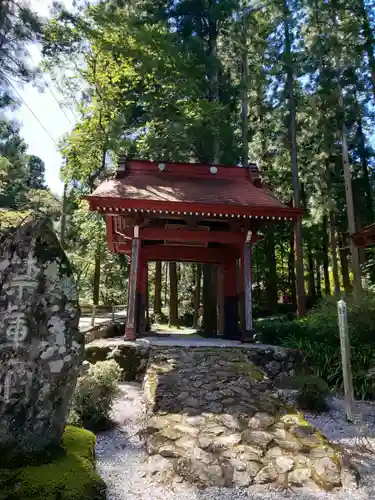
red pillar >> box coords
[125,237,141,340]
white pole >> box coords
[337,300,355,422]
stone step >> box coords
[142,347,359,491]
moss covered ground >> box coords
[0,426,106,500]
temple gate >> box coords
[86,159,301,341]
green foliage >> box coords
[257,292,375,399]
[69,360,121,432]
[255,317,306,345]
[0,426,105,500]
[294,376,330,413]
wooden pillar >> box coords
[217,264,225,337]
[137,254,147,335]
[242,242,255,343]
[125,235,140,341]
[223,257,240,340]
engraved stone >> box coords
[0,219,83,462]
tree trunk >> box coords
[169,262,178,326]
[359,0,375,103]
[357,117,373,222]
[338,235,352,293]
[283,0,306,316]
[288,226,297,307]
[154,261,162,314]
[241,4,249,168]
[60,182,67,250]
[316,260,322,298]
[307,245,316,301]
[202,4,220,333]
[329,212,340,294]
[332,15,361,289]
[322,215,331,295]
[265,227,278,312]
[193,264,202,329]
[93,249,101,306]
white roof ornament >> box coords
[209,166,218,174]
[158,163,166,171]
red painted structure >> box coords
[86,158,301,341]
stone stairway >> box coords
[143,347,358,490]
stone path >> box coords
[96,381,375,500]
[142,347,358,491]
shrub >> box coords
[0,426,106,500]
[294,376,330,413]
[283,291,375,399]
[255,317,306,345]
[69,360,121,432]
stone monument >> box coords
[0,218,84,463]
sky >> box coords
[11,0,76,196]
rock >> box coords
[184,415,206,426]
[248,412,275,429]
[174,423,199,437]
[202,423,226,436]
[160,426,184,441]
[219,414,241,430]
[272,428,302,452]
[312,457,341,490]
[275,456,294,473]
[241,430,273,448]
[254,463,279,484]
[0,219,83,464]
[289,468,312,486]
[229,459,247,471]
[222,444,264,462]
[148,433,166,455]
[159,444,179,458]
[175,458,225,487]
[210,433,242,451]
[233,469,252,487]
[147,455,174,480]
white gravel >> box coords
[96,383,375,500]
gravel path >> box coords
[96,383,375,500]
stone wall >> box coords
[142,347,358,490]
[84,340,301,386]
[0,219,84,463]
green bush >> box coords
[292,376,330,413]
[255,317,306,345]
[69,360,121,432]
[0,426,106,500]
[283,292,375,399]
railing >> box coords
[80,304,127,326]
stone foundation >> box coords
[142,347,358,490]
[84,339,301,385]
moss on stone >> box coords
[0,426,106,500]
[235,361,265,381]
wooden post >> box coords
[91,305,96,327]
[223,257,240,340]
[337,300,355,422]
[242,242,254,342]
[217,264,225,337]
[125,231,140,341]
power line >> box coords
[3,74,59,147]
[26,48,75,127]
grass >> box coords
[0,426,106,500]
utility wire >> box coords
[26,48,75,127]
[3,75,59,147]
